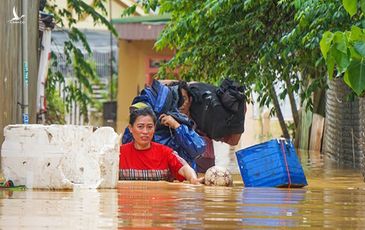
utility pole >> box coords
[22,0,29,124]
[109,0,113,101]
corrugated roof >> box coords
[112,14,170,24]
[114,23,165,40]
[51,29,117,52]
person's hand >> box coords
[190,177,204,185]
[159,114,181,129]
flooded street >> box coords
[1,150,365,229]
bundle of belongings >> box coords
[189,78,246,145]
[122,78,246,166]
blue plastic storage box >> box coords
[235,139,307,187]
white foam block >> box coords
[1,125,119,189]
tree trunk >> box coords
[284,78,299,128]
[270,85,290,139]
[313,88,326,117]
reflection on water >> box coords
[239,188,305,227]
[0,150,365,229]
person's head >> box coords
[128,107,157,149]
[168,81,192,115]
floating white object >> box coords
[1,125,119,189]
[204,166,233,187]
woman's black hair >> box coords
[129,107,157,125]
[168,81,191,95]
[167,81,191,107]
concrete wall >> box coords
[54,0,146,30]
[54,0,142,30]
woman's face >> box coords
[179,89,192,115]
[129,115,155,149]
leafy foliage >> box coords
[123,0,362,137]
[45,53,66,124]
[320,0,365,96]
[44,87,66,125]
[44,0,117,123]
[122,1,311,137]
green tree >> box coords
[125,1,329,138]
[125,1,299,138]
[125,0,361,139]
[45,0,117,123]
[320,0,365,96]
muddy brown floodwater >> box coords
[0,150,364,229]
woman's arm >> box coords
[178,164,204,185]
[174,125,206,158]
[159,114,206,159]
